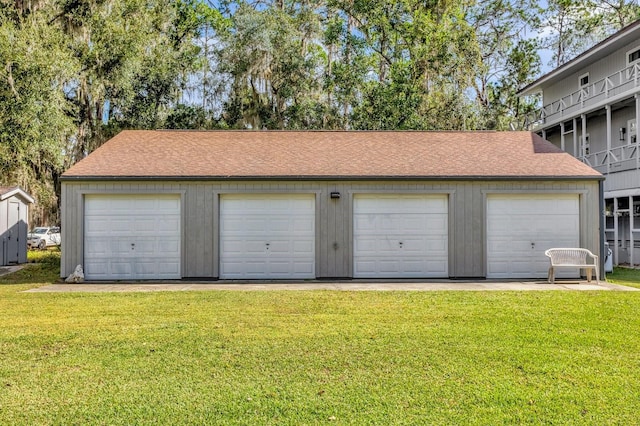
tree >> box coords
[332,0,481,130]
[54,0,216,165]
[217,1,330,129]
[467,0,542,129]
[541,0,640,68]
[0,1,76,224]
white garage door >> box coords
[353,194,448,278]
[219,194,315,279]
[84,194,181,280]
[487,194,580,279]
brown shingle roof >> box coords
[62,130,602,180]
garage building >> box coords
[60,130,603,281]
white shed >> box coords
[0,187,34,266]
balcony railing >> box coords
[523,63,640,130]
[580,142,640,173]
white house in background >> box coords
[518,20,640,267]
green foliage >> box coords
[165,104,219,129]
[0,4,76,224]
[217,2,327,129]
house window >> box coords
[579,73,589,87]
[562,120,573,134]
[627,47,640,65]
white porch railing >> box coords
[523,63,640,129]
[580,142,640,172]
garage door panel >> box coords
[243,240,268,253]
[402,260,428,273]
[487,194,580,279]
[269,219,292,232]
[269,261,293,274]
[403,219,429,232]
[354,194,448,278]
[219,194,316,279]
[221,218,246,233]
[219,261,254,277]
[426,239,447,251]
[106,218,131,233]
[158,238,180,254]
[246,219,269,232]
[293,262,314,274]
[426,217,447,231]
[354,260,376,275]
[292,218,315,232]
[377,260,401,273]
[292,240,314,253]
[110,261,133,276]
[268,240,292,254]
[135,260,157,275]
[354,218,377,232]
[133,239,156,254]
[269,260,314,275]
[133,218,157,233]
[425,258,448,273]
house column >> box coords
[541,129,546,140]
[614,197,619,266]
[560,122,565,151]
[581,113,587,157]
[606,105,611,174]
[573,118,578,157]
[630,196,635,268]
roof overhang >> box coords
[60,175,605,182]
[0,187,35,203]
[518,19,640,96]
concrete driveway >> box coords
[25,279,638,292]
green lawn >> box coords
[606,266,640,288]
[1,254,640,424]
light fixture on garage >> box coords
[620,127,626,140]
[330,192,341,199]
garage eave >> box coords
[60,174,604,182]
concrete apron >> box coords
[25,279,638,292]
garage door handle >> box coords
[131,243,135,250]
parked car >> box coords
[27,227,61,250]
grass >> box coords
[606,266,640,288]
[1,254,640,424]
